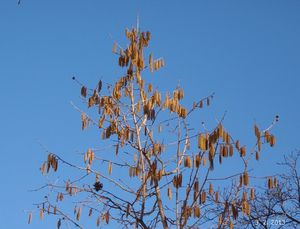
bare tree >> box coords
[29,25,279,229]
[236,151,300,229]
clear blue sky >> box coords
[0,1,300,228]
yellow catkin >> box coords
[254,124,260,139]
[240,146,246,157]
[209,183,213,195]
[268,177,273,189]
[226,132,230,144]
[242,191,247,202]
[239,175,243,187]
[215,191,219,203]
[184,156,192,168]
[235,140,240,150]
[87,164,91,175]
[194,180,199,192]
[76,207,81,221]
[198,134,207,151]
[218,124,223,137]
[96,216,100,226]
[201,191,206,204]
[112,43,117,53]
[258,139,262,151]
[229,220,233,229]
[270,135,276,147]
[229,144,234,156]
[250,188,255,200]
[202,156,206,166]
[167,186,172,200]
[274,177,278,187]
[218,214,222,226]
[243,171,249,186]
[246,201,251,216]
[105,211,110,224]
[108,162,112,175]
[194,206,200,218]
[265,131,270,143]
[209,142,215,157]
[195,154,201,168]
[149,54,153,72]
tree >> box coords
[236,151,300,229]
[30,24,279,229]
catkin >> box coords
[243,171,249,186]
[209,183,213,195]
[167,186,172,200]
[250,188,255,200]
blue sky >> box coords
[0,1,300,228]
